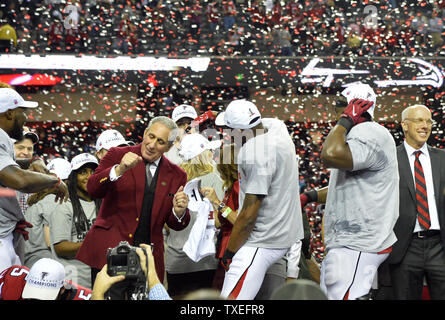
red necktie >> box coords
[414,151,431,230]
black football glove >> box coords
[221,249,235,271]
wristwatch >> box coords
[217,201,226,212]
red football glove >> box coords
[300,193,309,209]
[338,98,374,132]
[221,249,235,271]
[14,220,33,241]
[300,190,318,209]
[189,110,216,131]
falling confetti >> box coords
[0,0,444,263]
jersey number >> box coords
[10,268,29,278]
[78,290,92,300]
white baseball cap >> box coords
[95,129,131,152]
[24,131,39,144]
[22,258,66,300]
[215,100,261,129]
[172,104,198,123]
[47,158,72,180]
[11,130,39,144]
[179,133,222,161]
[71,153,99,171]
[0,88,38,113]
[341,83,377,118]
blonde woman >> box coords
[164,133,224,299]
[200,144,239,290]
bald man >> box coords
[387,104,445,300]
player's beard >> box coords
[9,117,24,141]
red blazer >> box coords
[75,144,190,282]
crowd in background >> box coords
[0,0,444,56]
[0,0,443,296]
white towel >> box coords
[183,198,216,262]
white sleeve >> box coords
[109,164,122,181]
[241,142,275,196]
[347,131,387,172]
[0,139,18,171]
[171,207,185,222]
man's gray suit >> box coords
[387,143,445,299]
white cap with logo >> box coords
[179,133,222,161]
[11,130,39,144]
[341,83,377,118]
[22,258,66,300]
[215,100,262,129]
[95,129,131,152]
[0,88,38,113]
[47,158,72,180]
[24,131,39,144]
[172,104,198,123]
[71,153,99,171]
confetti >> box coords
[0,0,444,263]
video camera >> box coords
[106,241,148,299]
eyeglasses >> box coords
[404,118,435,126]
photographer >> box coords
[91,244,171,300]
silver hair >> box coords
[401,104,430,121]
[146,116,179,144]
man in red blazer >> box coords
[76,117,190,297]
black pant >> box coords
[389,235,445,300]
[166,270,215,299]
[371,261,394,300]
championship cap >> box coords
[215,100,261,129]
[172,104,198,123]
[95,129,131,152]
[0,88,38,113]
[22,258,66,300]
[70,153,99,171]
[11,130,39,144]
[47,158,72,180]
[24,131,39,144]
[179,133,222,161]
[341,83,377,118]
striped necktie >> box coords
[146,162,155,186]
[414,151,430,230]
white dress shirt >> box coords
[404,141,440,232]
[109,157,160,181]
[109,156,185,222]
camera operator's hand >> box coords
[91,265,125,300]
[136,244,160,290]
